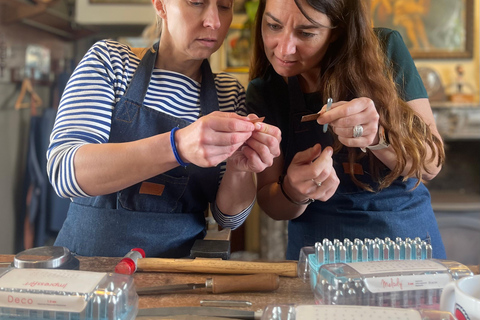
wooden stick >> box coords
[136,258,298,277]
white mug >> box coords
[440,275,480,320]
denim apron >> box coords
[54,42,221,257]
[284,76,446,260]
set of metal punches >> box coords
[313,259,473,309]
[313,236,433,265]
[297,237,474,310]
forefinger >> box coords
[317,100,366,125]
[254,122,282,141]
[207,114,255,132]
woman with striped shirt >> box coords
[46,0,281,257]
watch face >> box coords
[417,67,446,101]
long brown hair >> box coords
[249,0,444,190]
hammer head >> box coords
[189,239,230,260]
[115,248,145,275]
[190,228,231,260]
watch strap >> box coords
[361,125,389,152]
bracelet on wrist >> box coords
[170,127,189,167]
[278,174,314,206]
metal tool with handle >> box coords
[136,273,280,295]
[136,258,298,277]
[137,307,263,319]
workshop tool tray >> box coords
[0,268,138,320]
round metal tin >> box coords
[13,246,79,269]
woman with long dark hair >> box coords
[247,0,445,259]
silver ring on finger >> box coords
[312,179,322,187]
[353,124,364,138]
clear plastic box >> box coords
[298,237,434,290]
[261,305,456,320]
[0,267,138,320]
[313,259,472,309]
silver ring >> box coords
[353,125,364,138]
[312,179,322,187]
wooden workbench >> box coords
[0,255,314,312]
[1,255,479,318]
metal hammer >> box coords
[114,248,145,275]
[115,228,231,275]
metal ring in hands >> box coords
[312,179,322,187]
[353,125,364,138]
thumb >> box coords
[292,144,323,165]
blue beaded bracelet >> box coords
[170,127,188,167]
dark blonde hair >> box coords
[249,0,444,190]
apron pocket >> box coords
[118,174,189,213]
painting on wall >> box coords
[370,0,474,59]
[222,21,251,72]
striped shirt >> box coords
[47,39,251,229]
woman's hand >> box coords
[175,111,257,167]
[317,98,380,148]
[283,144,339,202]
[228,114,282,173]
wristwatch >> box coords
[361,125,389,152]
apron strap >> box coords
[199,60,220,115]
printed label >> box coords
[363,273,451,293]
[0,292,87,312]
[0,269,107,312]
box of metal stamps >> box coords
[298,237,434,290]
[0,267,138,320]
[312,259,472,309]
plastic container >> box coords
[298,237,433,290]
[0,267,138,320]
[313,259,473,309]
[261,305,456,320]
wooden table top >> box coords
[0,255,314,312]
[1,254,478,318]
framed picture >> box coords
[89,0,150,4]
[370,0,474,59]
[222,18,251,72]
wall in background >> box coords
[415,0,480,102]
[75,0,155,25]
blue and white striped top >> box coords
[47,39,252,229]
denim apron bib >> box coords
[284,76,446,260]
[54,42,221,257]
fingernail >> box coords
[255,123,262,130]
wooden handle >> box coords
[209,273,279,294]
[136,258,297,277]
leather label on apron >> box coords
[139,182,165,196]
[342,162,364,175]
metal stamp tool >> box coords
[323,98,333,133]
[200,300,252,307]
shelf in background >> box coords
[0,0,96,40]
[431,101,480,109]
